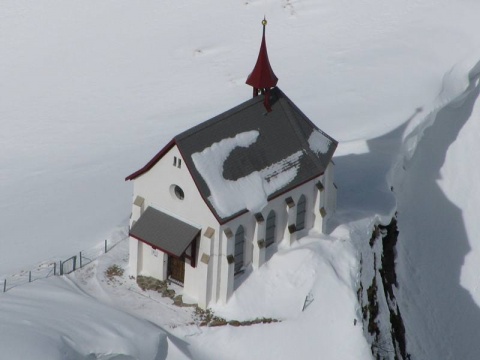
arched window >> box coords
[296,195,307,231]
[234,225,245,273]
[265,210,276,247]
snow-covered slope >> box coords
[4,0,480,358]
[0,276,169,359]
[393,60,480,359]
[3,0,480,275]
[66,234,371,360]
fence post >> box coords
[3,279,6,293]
[60,260,63,276]
[80,251,82,268]
[105,239,108,253]
[54,262,56,276]
[29,271,32,283]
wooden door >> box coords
[168,256,185,284]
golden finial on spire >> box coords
[262,17,267,26]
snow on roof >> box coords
[192,130,302,217]
[127,88,337,223]
[177,88,337,222]
[308,129,332,155]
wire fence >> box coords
[1,237,125,293]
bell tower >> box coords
[246,18,278,111]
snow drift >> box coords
[0,277,169,360]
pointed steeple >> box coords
[246,18,278,98]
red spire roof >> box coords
[246,18,278,91]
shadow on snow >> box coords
[332,59,480,359]
[395,63,480,359]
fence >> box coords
[60,256,77,275]
[1,238,124,293]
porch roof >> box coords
[130,207,200,257]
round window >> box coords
[172,185,184,200]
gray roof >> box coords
[130,207,200,257]
[174,87,337,222]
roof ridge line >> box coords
[277,95,326,170]
[175,95,265,143]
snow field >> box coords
[4,0,480,359]
[69,231,371,360]
[0,275,169,360]
[3,0,480,275]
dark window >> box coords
[265,210,276,247]
[234,225,245,273]
[174,185,184,200]
[168,256,185,284]
[296,195,307,231]
[173,156,181,168]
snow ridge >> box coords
[385,57,480,359]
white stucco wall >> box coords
[324,161,337,214]
[127,145,337,308]
[129,145,219,304]
[132,146,218,229]
[138,242,167,280]
[214,174,333,304]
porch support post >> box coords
[219,228,235,304]
[160,252,168,281]
[198,228,215,309]
[252,215,266,269]
[283,197,297,246]
[128,237,140,277]
[314,178,326,233]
